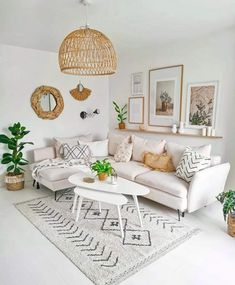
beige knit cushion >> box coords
[114,142,133,162]
[143,152,175,172]
[108,133,130,155]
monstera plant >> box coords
[0,122,33,190]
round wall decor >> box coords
[31,86,64,120]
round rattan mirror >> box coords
[31,86,64,120]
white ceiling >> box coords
[1,0,235,54]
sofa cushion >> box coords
[54,134,92,157]
[108,133,130,155]
[131,135,166,162]
[39,167,80,182]
[80,139,109,157]
[166,142,211,168]
[114,142,133,162]
[175,147,211,182]
[135,171,189,198]
[112,160,151,181]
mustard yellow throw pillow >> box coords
[143,152,175,172]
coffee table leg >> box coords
[72,192,79,214]
[76,196,83,222]
[133,195,143,227]
[117,205,124,238]
[98,201,102,213]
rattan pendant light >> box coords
[58,1,117,76]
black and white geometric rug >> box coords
[15,190,200,285]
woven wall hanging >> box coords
[70,82,91,101]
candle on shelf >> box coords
[202,128,207,136]
[207,127,212,136]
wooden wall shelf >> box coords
[115,128,223,139]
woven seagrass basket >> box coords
[5,173,24,191]
[228,214,235,237]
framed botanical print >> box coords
[185,81,218,129]
[148,65,183,127]
[128,97,144,124]
[131,72,143,95]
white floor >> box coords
[0,184,235,285]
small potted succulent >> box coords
[113,101,127,129]
[90,159,113,181]
[216,190,235,237]
[0,122,33,190]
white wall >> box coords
[0,44,110,182]
[109,29,235,187]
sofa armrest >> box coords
[33,146,56,162]
[187,163,230,213]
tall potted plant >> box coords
[216,190,235,237]
[0,122,33,190]
[113,101,127,129]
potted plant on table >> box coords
[90,159,113,181]
[216,190,235,237]
[0,122,33,190]
[113,101,127,129]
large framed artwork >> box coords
[128,97,144,124]
[148,65,183,127]
[185,81,218,129]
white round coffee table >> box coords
[72,187,127,238]
[69,171,149,228]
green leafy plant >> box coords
[0,122,33,175]
[90,159,113,176]
[113,101,127,123]
[216,190,235,221]
[160,91,172,103]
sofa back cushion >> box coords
[108,133,130,155]
[131,135,166,162]
[79,139,109,157]
[54,134,92,157]
[166,142,211,168]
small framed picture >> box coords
[128,97,144,124]
[185,81,218,129]
[131,72,143,95]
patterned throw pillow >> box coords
[63,143,91,163]
[175,147,211,182]
[114,142,133,162]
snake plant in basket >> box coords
[216,190,235,237]
[0,122,33,190]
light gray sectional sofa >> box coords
[30,133,230,218]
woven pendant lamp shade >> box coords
[58,27,117,76]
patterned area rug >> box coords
[16,190,200,285]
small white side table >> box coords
[72,187,128,238]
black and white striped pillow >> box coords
[62,143,91,163]
[175,147,211,182]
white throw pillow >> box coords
[114,142,133,162]
[108,133,130,155]
[80,139,109,157]
[166,142,211,168]
[175,147,211,182]
[54,134,92,157]
[131,135,166,162]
